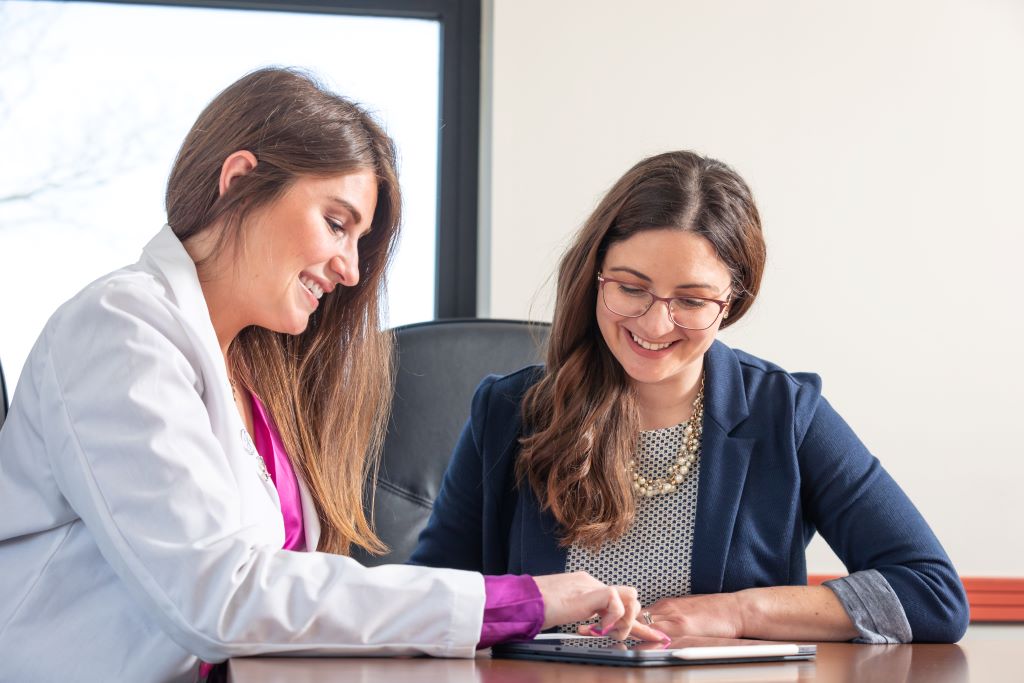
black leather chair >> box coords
[350,318,549,566]
[0,355,8,430]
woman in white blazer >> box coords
[0,68,651,683]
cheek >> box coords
[683,325,718,351]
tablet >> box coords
[491,634,817,667]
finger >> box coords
[623,620,672,643]
[592,587,625,636]
[581,619,671,645]
[610,587,641,640]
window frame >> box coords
[64,0,481,318]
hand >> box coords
[625,593,746,640]
[606,586,858,642]
[577,620,672,643]
[533,572,659,641]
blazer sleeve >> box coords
[794,378,969,642]
[409,375,496,572]
[41,282,485,661]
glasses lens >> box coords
[602,281,654,317]
[669,297,721,330]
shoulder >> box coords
[467,364,544,438]
[733,346,821,396]
[476,364,545,402]
[48,265,174,332]
[42,264,203,384]
[712,341,821,397]
[708,341,823,435]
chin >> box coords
[623,366,680,387]
[272,314,312,336]
[288,319,312,335]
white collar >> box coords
[139,225,230,392]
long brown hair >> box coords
[165,67,400,555]
[518,151,766,548]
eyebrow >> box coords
[607,266,716,291]
[327,196,365,230]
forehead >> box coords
[602,229,732,289]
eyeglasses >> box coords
[597,274,730,331]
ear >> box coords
[218,150,258,197]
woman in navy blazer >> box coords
[412,151,968,643]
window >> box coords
[0,0,480,390]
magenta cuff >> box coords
[477,574,545,649]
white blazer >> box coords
[0,226,485,683]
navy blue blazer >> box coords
[410,340,969,642]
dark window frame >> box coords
[61,0,481,318]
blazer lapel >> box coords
[691,341,755,594]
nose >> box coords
[636,299,676,338]
[330,240,360,287]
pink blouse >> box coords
[250,394,305,550]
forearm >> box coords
[736,585,858,641]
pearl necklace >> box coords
[629,374,705,498]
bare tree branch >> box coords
[0,2,168,230]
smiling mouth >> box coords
[630,331,674,351]
[300,276,324,300]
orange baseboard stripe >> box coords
[808,574,1024,623]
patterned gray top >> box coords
[560,422,700,631]
[560,422,913,643]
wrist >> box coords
[733,589,758,638]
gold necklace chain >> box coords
[629,374,705,498]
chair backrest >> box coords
[0,355,8,430]
[349,318,550,566]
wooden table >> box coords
[228,638,1017,682]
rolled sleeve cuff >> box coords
[824,569,913,643]
[477,574,545,649]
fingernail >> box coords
[591,625,608,636]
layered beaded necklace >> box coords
[628,374,705,498]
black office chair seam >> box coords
[375,478,434,510]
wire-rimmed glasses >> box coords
[597,274,730,331]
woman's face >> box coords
[596,229,733,393]
[239,170,378,335]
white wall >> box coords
[480,0,1024,576]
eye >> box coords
[325,217,346,234]
[616,283,649,298]
[675,297,708,309]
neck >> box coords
[184,231,245,358]
[199,275,246,358]
[635,362,704,430]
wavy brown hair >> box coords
[518,151,766,548]
[165,67,400,555]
